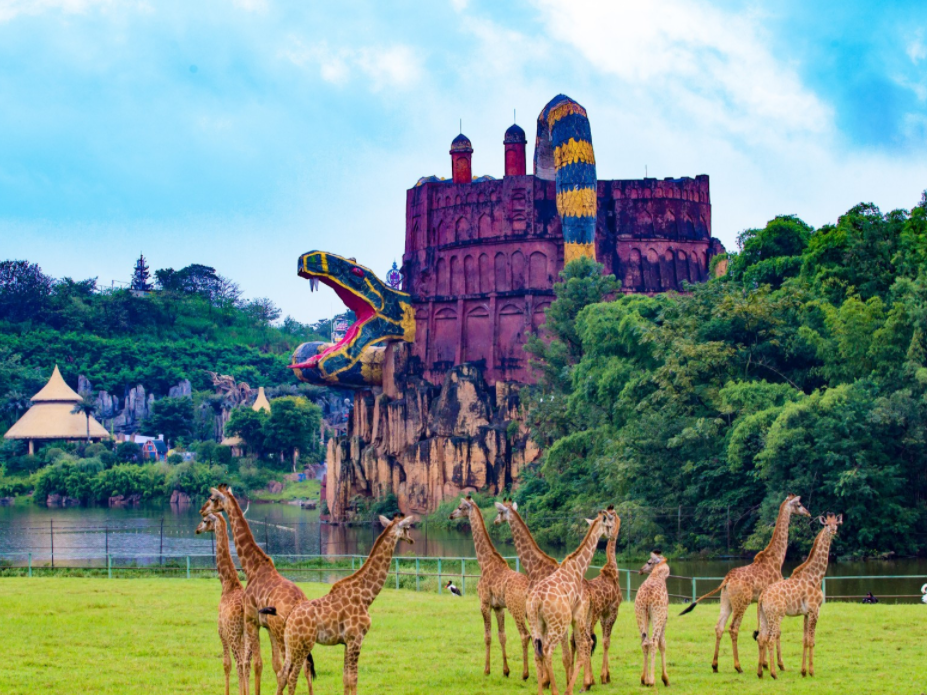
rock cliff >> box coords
[324,343,538,522]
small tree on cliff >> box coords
[262,396,322,472]
[226,406,268,458]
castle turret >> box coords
[503,123,526,176]
[450,133,473,184]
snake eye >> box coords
[351,267,364,278]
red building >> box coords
[401,125,725,386]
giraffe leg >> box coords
[245,620,262,695]
[565,619,588,694]
[658,630,669,687]
[712,590,732,672]
[343,637,363,695]
[599,612,616,684]
[534,638,547,695]
[494,607,511,677]
[481,602,493,675]
[515,613,531,681]
[806,609,819,677]
[222,636,232,695]
[756,604,767,678]
[560,634,573,686]
[776,627,785,671]
[801,614,809,676]
[545,644,560,695]
[729,598,748,674]
[767,622,779,680]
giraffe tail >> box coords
[307,652,316,679]
[258,606,277,616]
[679,580,726,616]
[534,638,544,659]
[591,632,597,655]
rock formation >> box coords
[324,343,538,522]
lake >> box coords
[2,503,926,603]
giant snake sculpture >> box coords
[291,95,596,388]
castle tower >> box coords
[450,133,473,184]
[503,123,526,176]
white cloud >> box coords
[283,40,422,90]
[531,0,831,145]
[0,0,115,22]
[232,0,267,11]
[907,36,926,64]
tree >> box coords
[226,406,269,457]
[262,397,322,471]
[0,260,53,323]
[144,397,194,447]
[70,396,99,443]
[244,298,282,326]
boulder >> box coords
[0,497,14,506]
[267,481,284,495]
[170,490,192,506]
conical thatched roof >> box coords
[220,387,271,447]
[4,365,110,441]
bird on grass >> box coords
[921,583,927,604]
[445,580,462,597]
[861,592,879,604]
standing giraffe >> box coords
[271,514,416,695]
[493,500,588,688]
[680,494,811,673]
[635,550,671,688]
[526,510,613,695]
[196,512,247,695]
[755,513,843,680]
[451,496,531,680]
[201,485,311,695]
[585,506,623,685]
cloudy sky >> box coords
[2,0,926,322]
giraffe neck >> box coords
[223,494,273,579]
[214,514,243,594]
[332,526,401,607]
[648,560,670,586]
[508,509,557,580]
[791,528,834,585]
[757,499,794,569]
[561,519,604,585]
[468,505,508,572]
[600,520,621,578]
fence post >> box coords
[626,569,631,602]
[395,557,399,590]
[461,559,466,596]
[822,577,826,605]
[351,557,355,572]
[186,556,190,580]
[107,554,112,580]
[415,558,420,592]
[159,517,164,567]
[50,519,54,570]
[438,558,442,594]
[105,526,109,556]
[28,553,32,578]
[516,557,520,573]
[691,577,696,603]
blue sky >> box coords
[1,0,926,322]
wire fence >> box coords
[2,551,925,604]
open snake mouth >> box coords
[288,268,377,371]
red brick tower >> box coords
[450,133,473,184]
[503,124,526,177]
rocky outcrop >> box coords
[169,490,192,506]
[109,494,142,507]
[81,377,191,435]
[46,494,79,507]
[168,379,193,398]
[325,343,538,522]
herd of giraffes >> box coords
[192,486,841,695]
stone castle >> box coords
[323,111,725,522]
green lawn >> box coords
[0,578,923,694]
[251,478,321,502]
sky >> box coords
[1,0,926,323]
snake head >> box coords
[290,251,415,388]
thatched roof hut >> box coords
[4,365,110,453]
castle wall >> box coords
[402,173,723,386]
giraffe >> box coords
[450,496,531,680]
[754,513,842,680]
[271,514,416,695]
[492,500,577,688]
[526,509,613,695]
[584,506,623,685]
[634,550,671,688]
[679,493,811,673]
[196,512,247,695]
[201,485,311,695]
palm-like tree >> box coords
[71,395,98,443]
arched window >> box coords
[495,253,509,292]
[450,256,464,295]
[456,217,471,242]
[436,258,448,295]
[464,255,477,294]
[528,251,548,289]
[511,251,526,290]
[479,254,492,293]
[464,305,491,365]
[478,214,492,239]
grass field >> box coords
[0,578,923,694]
[251,479,322,502]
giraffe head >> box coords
[378,513,416,544]
[638,549,667,575]
[196,513,219,535]
[202,484,236,516]
[492,498,518,525]
[449,495,477,520]
[585,508,614,539]
[785,494,812,518]
[604,505,621,539]
[817,512,843,536]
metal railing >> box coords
[2,552,925,603]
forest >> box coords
[518,195,927,558]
